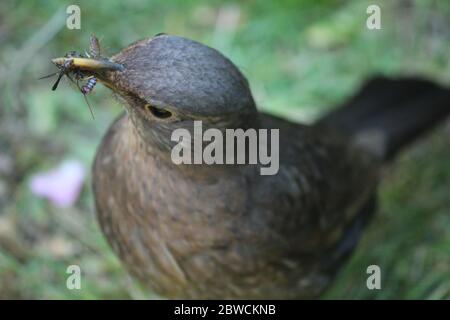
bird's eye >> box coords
[144,104,172,119]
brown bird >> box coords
[60,34,450,299]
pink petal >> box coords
[30,160,85,208]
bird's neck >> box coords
[124,112,263,179]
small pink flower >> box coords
[30,160,86,208]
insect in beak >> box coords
[41,35,124,120]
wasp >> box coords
[40,34,123,118]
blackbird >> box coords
[64,34,450,299]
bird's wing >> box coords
[254,113,379,258]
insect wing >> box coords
[89,34,101,58]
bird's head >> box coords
[69,34,258,152]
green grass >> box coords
[0,0,449,299]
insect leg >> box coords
[67,73,95,119]
[38,71,60,80]
[51,71,65,91]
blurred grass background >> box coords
[0,0,449,299]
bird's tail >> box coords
[319,76,450,162]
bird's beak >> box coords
[51,57,124,72]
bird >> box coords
[59,34,450,299]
